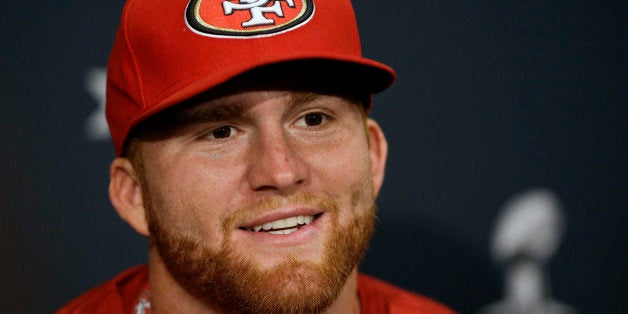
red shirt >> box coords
[57,265,455,314]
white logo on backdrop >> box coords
[479,188,576,314]
[84,67,109,141]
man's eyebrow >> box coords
[290,91,362,108]
[169,91,330,127]
[289,91,323,106]
[173,101,247,126]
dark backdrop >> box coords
[3,1,626,313]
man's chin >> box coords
[240,250,324,272]
[149,199,377,313]
[234,253,352,312]
[175,248,348,313]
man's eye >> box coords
[208,126,237,139]
[297,112,327,127]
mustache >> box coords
[221,192,339,232]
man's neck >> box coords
[147,248,361,313]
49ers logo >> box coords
[186,0,314,37]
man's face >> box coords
[133,89,386,312]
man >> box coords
[58,0,455,313]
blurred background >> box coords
[2,1,626,313]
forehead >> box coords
[130,88,363,141]
[175,90,345,121]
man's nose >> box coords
[246,130,308,192]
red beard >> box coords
[147,191,376,313]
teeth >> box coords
[249,215,315,233]
[268,227,298,235]
[271,219,287,229]
[285,216,298,227]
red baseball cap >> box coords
[106,0,396,156]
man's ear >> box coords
[109,158,149,236]
[366,118,388,198]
